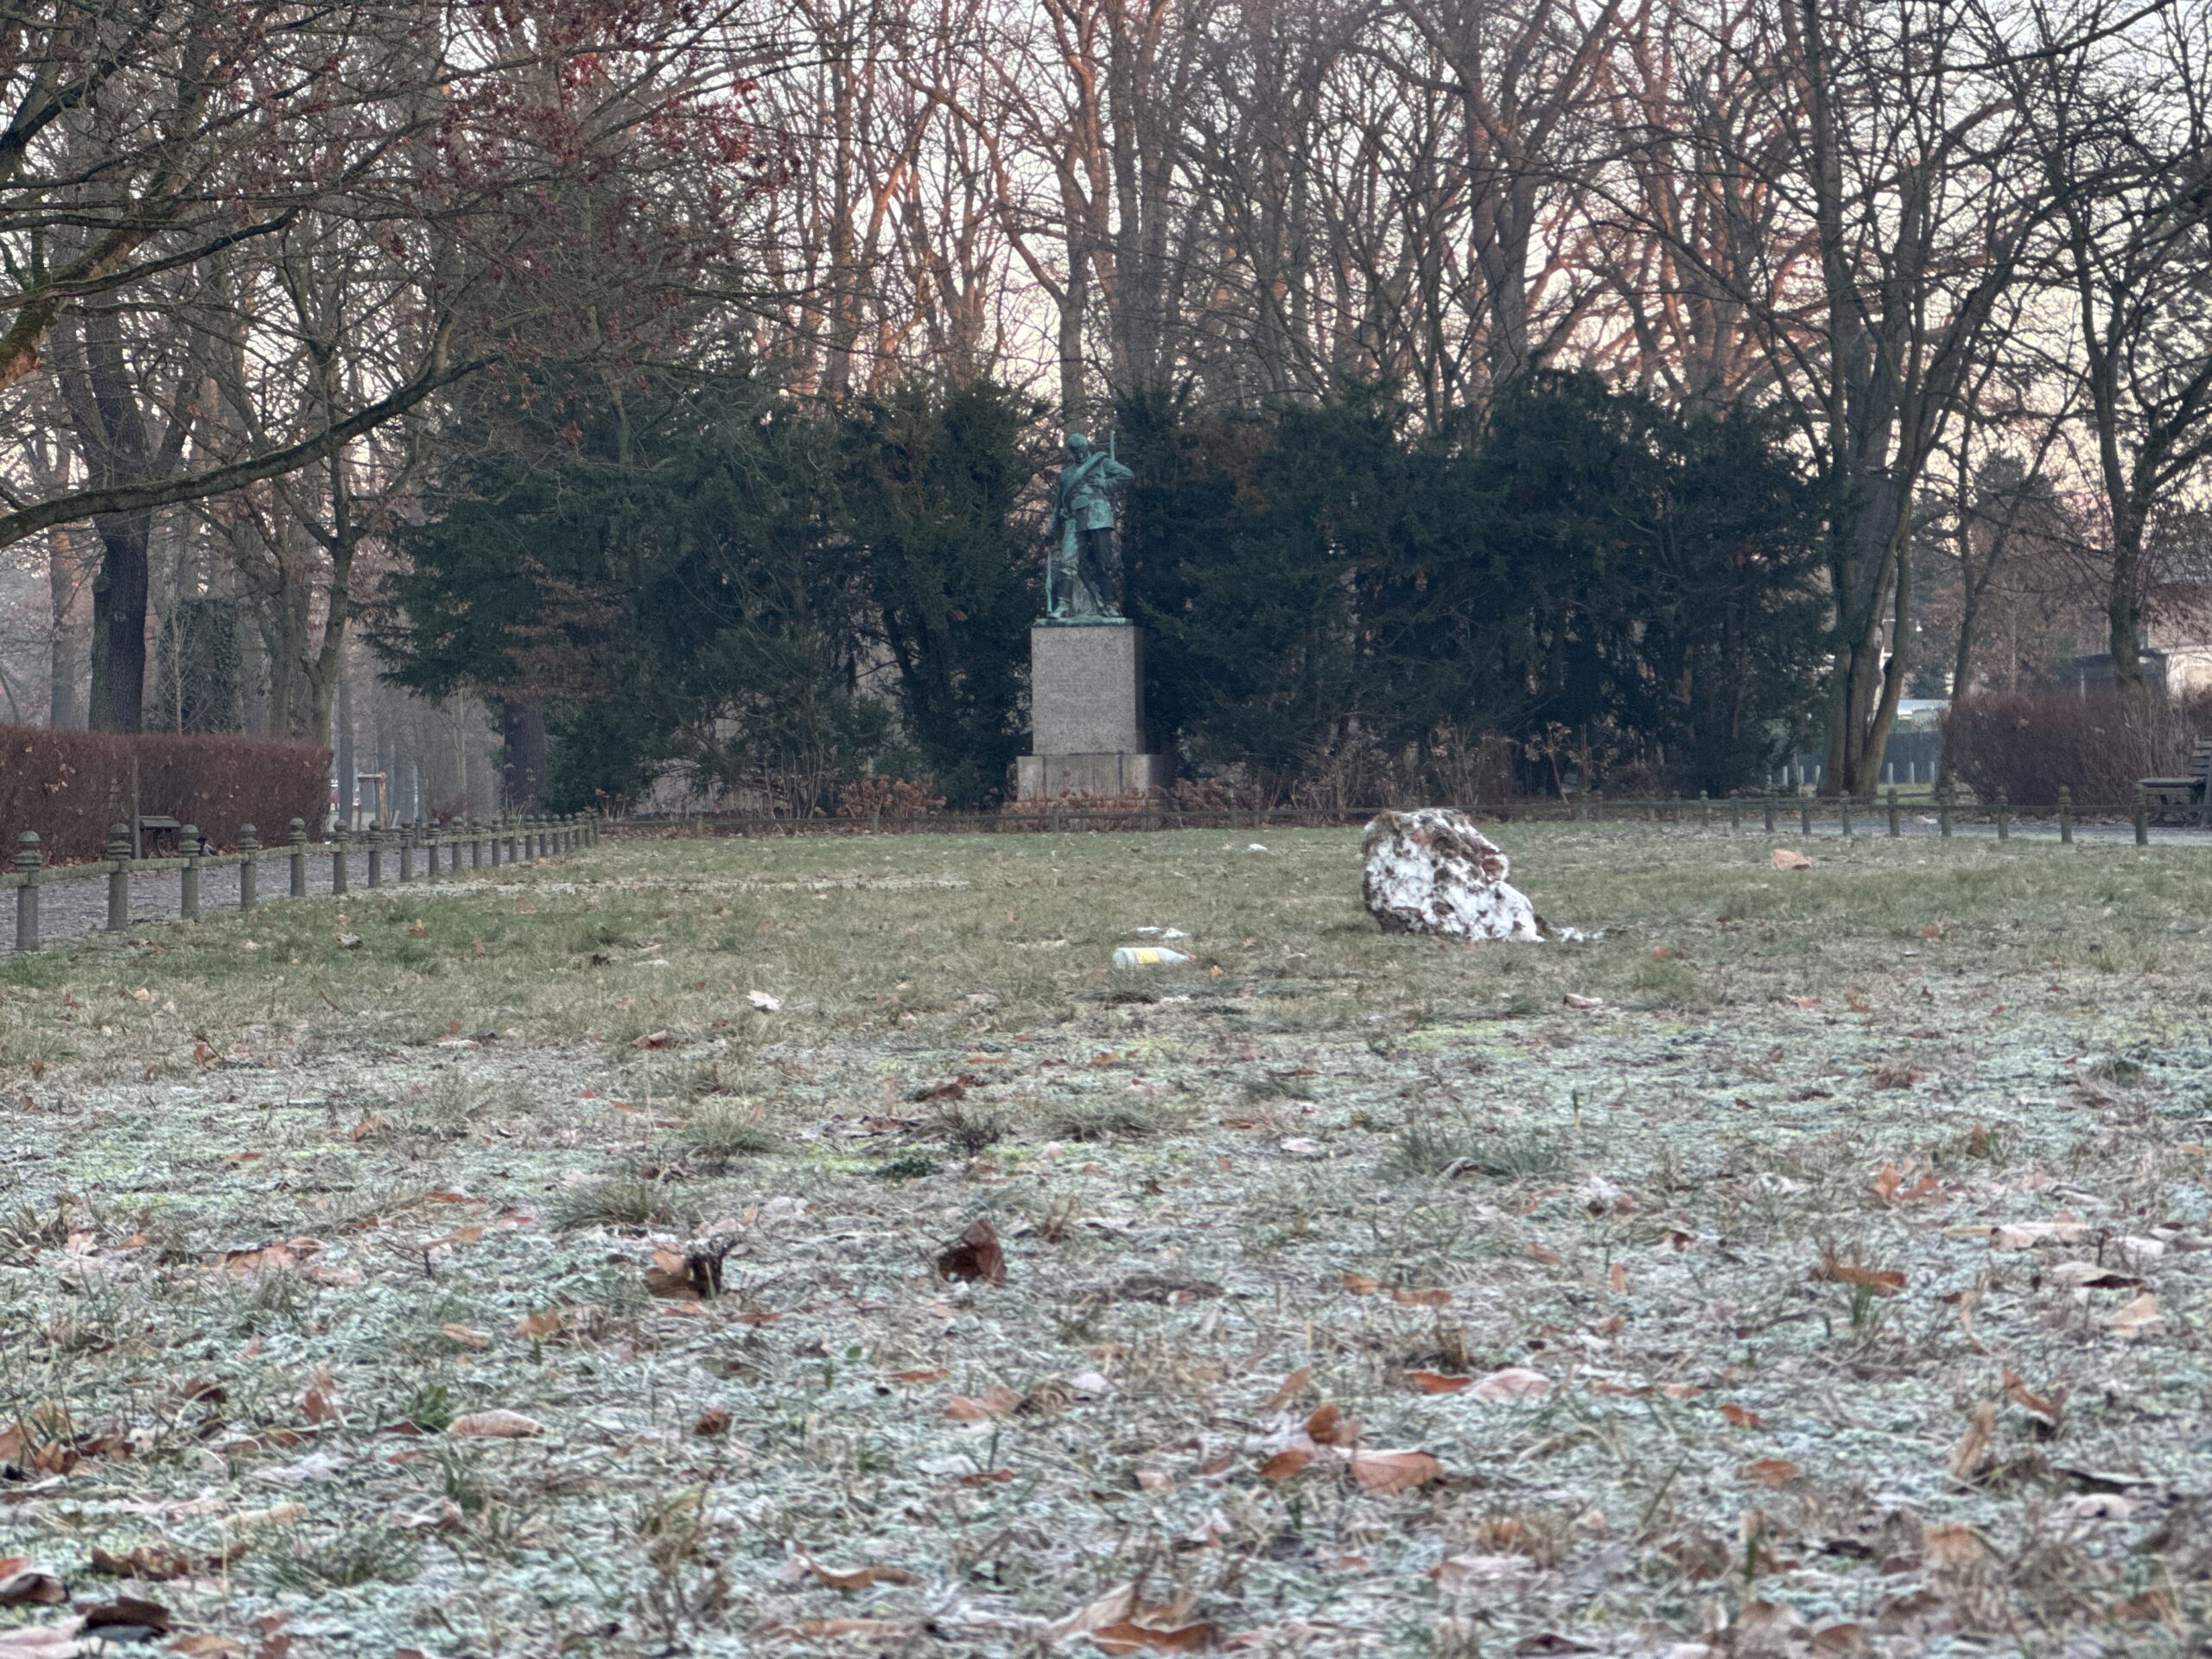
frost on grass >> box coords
[3,828,2212,1655]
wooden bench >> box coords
[135,815,182,857]
[2139,739,2212,825]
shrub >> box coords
[835,776,944,822]
[1942,690,2212,807]
[0,726,330,861]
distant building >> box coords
[2063,582,2212,696]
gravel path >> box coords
[0,848,520,953]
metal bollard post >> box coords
[366,826,383,889]
[472,820,485,869]
[238,823,258,911]
[181,825,201,920]
[2135,789,2150,847]
[1800,796,1813,836]
[2059,786,2074,845]
[332,825,349,896]
[426,819,441,880]
[289,819,308,898]
[14,832,40,953]
[1996,790,2011,842]
[106,823,131,931]
[1840,795,1853,837]
[398,822,414,884]
[1887,788,1900,838]
[1763,795,1777,835]
[1939,788,1953,839]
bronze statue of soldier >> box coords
[1046,431,1134,620]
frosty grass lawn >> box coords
[4,824,2212,1658]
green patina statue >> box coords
[1046,430,1134,621]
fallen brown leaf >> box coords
[448,1409,543,1440]
[0,1561,65,1607]
[1347,1448,1441,1495]
[1948,1402,1996,1483]
[1091,1622,1217,1654]
[1408,1371,1471,1395]
[943,1384,1020,1422]
[1771,848,1812,871]
[1739,1458,1798,1487]
[2109,1293,2162,1339]
[936,1218,1007,1286]
[1469,1367,1552,1402]
[1389,1287,1451,1306]
[1999,1368,2063,1424]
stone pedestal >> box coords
[1018,622,1171,801]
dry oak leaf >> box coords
[1948,1402,1997,1484]
[1999,1369,2063,1424]
[1812,1245,1905,1294]
[1091,1623,1217,1655]
[1340,1272,1380,1295]
[1408,1371,1472,1395]
[1469,1367,1553,1402]
[1739,1458,1799,1487]
[0,1561,65,1607]
[1718,1403,1765,1430]
[1872,1165,1942,1204]
[944,1384,1020,1422]
[793,1548,921,1593]
[1771,849,1813,871]
[1348,1448,1442,1495]
[1921,1522,1996,1569]
[1259,1445,1311,1482]
[2108,1293,2162,1339]
[0,1628,81,1659]
[0,1619,83,1659]
[936,1218,1007,1286]
[448,1409,543,1440]
[1259,1367,1312,1412]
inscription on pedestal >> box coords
[1031,625,1147,755]
[1020,623,1168,800]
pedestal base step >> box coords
[1017,753,1171,801]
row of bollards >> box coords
[10,812,600,954]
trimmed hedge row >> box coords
[0,727,331,862]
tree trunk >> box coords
[2107,510,2146,690]
[335,670,355,827]
[47,528,80,728]
[85,511,151,731]
[500,701,549,808]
